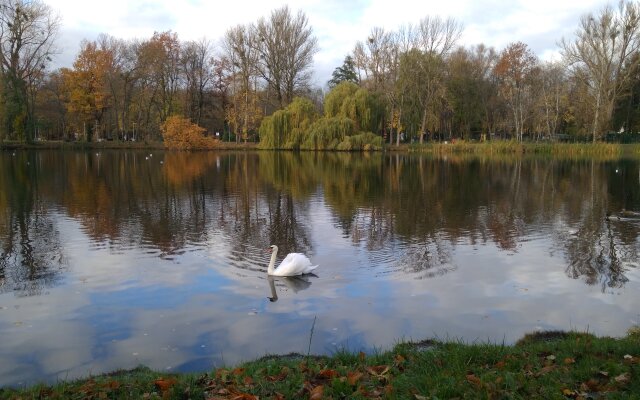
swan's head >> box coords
[267,244,278,253]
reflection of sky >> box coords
[2,170,640,387]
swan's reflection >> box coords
[267,275,315,302]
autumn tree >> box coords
[0,0,59,142]
[494,42,538,141]
[561,1,640,141]
[254,6,318,108]
[135,31,182,138]
[61,40,114,141]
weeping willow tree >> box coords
[324,81,385,133]
[302,117,354,150]
[259,83,385,150]
[258,97,318,149]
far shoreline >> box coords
[2,140,640,158]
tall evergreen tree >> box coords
[328,56,359,88]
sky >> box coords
[47,0,612,86]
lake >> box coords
[1,150,639,387]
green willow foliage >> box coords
[258,97,318,149]
[260,82,384,150]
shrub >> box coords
[161,116,219,150]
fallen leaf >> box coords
[384,384,393,395]
[598,371,609,377]
[546,355,556,361]
[274,392,285,400]
[563,357,575,365]
[154,377,177,392]
[243,376,254,386]
[614,372,630,384]
[535,365,555,377]
[623,354,633,360]
[105,380,121,390]
[317,369,339,380]
[232,368,246,376]
[367,365,390,376]
[230,393,258,400]
[266,368,288,382]
[309,385,324,400]
[466,374,482,388]
[583,379,600,391]
[347,371,363,385]
[394,354,406,364]
[414,395,427,400]
[494,361,506,369]
[359,351,366,362]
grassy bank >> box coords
[2,330,638,399]
[399,141,632,158]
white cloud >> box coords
[47,0,613,84]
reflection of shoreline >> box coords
[267,275,314,302]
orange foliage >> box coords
[161,115,219,149]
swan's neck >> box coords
[267,246,278,274]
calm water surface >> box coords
[1,150,639,386]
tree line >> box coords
[1,0,640,145]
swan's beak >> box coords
[265,247,273,253]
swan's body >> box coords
[267,245,318,276]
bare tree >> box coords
[181,38,213,124]
[223,24,261,141]
[561,1,640,141]
[353,27,393,92]
[254,6,318,108]
[0,0,60,142]
[539,61,567,138]
[415,16,463,143]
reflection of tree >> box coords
[549,161,638,291]
[393,236,456,279]
[0,153,67,296]
[2,150,639,291]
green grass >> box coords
[405,141,624,159]
[2,330,639,399]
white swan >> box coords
[267,245,318,276]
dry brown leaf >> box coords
[614,372,630,384]
[367,365,390,376]
[466,374,482,388]
[494,361,506,369]
[347,371,364,385]
[359,351,366,362]
[232,368,246,376]
[535,365,555,376]
[154,377,177,392]
[230,394,258,400]
[317,369,339,380]
[309,385,324,400]
[243,376,254,386]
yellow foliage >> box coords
[161,116,219,150]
